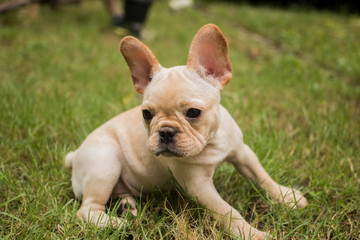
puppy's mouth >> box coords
[154,143,184,157]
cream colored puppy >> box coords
[65,24,307,239]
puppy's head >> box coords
[120,24,232,158]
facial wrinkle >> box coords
[175,112,205,148]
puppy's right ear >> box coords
[120,37,161,94]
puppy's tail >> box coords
[65,151,76,169]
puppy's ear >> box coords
[187,24,232,89]
[120,37,161,94]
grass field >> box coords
[1,0,359,239]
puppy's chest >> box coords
[133,146,229,191]
[122,153,173,191]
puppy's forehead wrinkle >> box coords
[146,66,218,94]
[143,68,220,113]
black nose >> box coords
[159,127,177,144]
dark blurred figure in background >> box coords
[102,0,153,37]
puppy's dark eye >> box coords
[142,110,153,122]
[186,108,201,119]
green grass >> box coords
[1,0,359,239]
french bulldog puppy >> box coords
[65,24,307,239]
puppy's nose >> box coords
[159,127,177,144]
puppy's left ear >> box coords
[187,24,232,90]
[120,36,161,94]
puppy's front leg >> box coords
[172,164,268,240]
[229,144,308,208]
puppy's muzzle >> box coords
[159,126,177,144]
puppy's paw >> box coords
[111,216,128,229]
[237,228,270,240]
[276,185,308,209]
[77,208,127,229]
[119,196,137,216]
[232,223,270,240]
[249,229,270,240]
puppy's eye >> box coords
[142,110,153,122]
[186,108,201,119]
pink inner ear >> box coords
[205,66,215,76]
[202,58,223,78]
[197,44,228,79]
[131,55,152,84]
[204,63,220,78]
[126,54,153,94]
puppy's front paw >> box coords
[231,222,270,240]
[236,228,270,240]
[248,229,269,240]
[77,208,127,229]
[275,185,308,208]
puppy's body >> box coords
[66,25,307,239]
[67,66,238,199]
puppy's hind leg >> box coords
[229,144,308,208]
[118,195,137,216]
[74,147,126,228]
